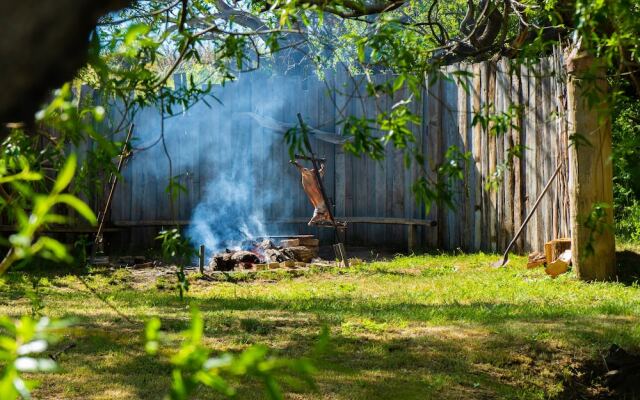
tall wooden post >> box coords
[565,46,616,281]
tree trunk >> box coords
[565,46,616,281]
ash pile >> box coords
[209,236,320,271]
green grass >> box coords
[1,252,640,399]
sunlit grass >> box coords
[1,251,639,399]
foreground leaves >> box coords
[146,308,316,400]
[0,316,71,400]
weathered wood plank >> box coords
[487,62,497,252]
[503,61,515,251]
[512,63,524,252]
[427,73,443,248]
[472,63,483,251]
[458,64,472,250]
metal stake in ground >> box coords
[91,124,134,264]
[296,113,348,266]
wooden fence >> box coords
[107,51,570,253]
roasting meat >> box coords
[292,160,331,225]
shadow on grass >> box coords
[48,319,538,399]
[48,305,638,399]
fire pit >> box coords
[208,235,320,271]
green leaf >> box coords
[52,154,77,194]
[145,317,161,355]
[34,237,70,262]
[56,194,97,224]
[393,75,406,92]
[125,24,150,45]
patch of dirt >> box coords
[560,345,640,399]
[615,250,640,284]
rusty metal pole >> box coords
[91,124,134,263]
[296,113,348,266]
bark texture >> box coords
[0,0,129,124]
[565,46,616,281]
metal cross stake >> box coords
[296,114,348,266]
[91,123,134,264]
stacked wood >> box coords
[264,248,293,263]
[298,237,319,247]
[277,237,319,260]
[544,238,571,264]
[299,238,319,258]
[283,246,315,263]
[280,239,300,248]
[208,235,320,271]
[280,238,319,259]
[527,252,547,269]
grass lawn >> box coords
[1,250,640,399]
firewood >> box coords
[230,251,260,264]
[257,239,276,250]
[211,252,235,271]
[280,239,300,248]
[527,252,547,269]
[298,238,319,247]
[544,238,571,264]
[280,260,295,268]
[284,246,315,263]
[268,262,280,269]
[546,249,571,278]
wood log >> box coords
[230,251,260,264]
[543,238,571,265]
[527,252,547,269]
[280,239,300,248]
[546,249,571,277]
[284,246,315,263]
[211,252,235,271]
[265,248,292,262]
[298,238,319,247]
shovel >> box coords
[493,162,563,268]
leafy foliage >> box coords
[0,316,70,400]
[0,152,97,275]
[612,89,640,241]
[145,308,316,400]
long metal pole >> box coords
[95,124,134,246]
[494,161,563,267]
[296,114,343,243]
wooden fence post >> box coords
[565,46,616,281]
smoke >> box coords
[187,164,271,254]
[124,71,296,256]
[187,74,294,254]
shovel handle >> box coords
[501,161,563,258]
